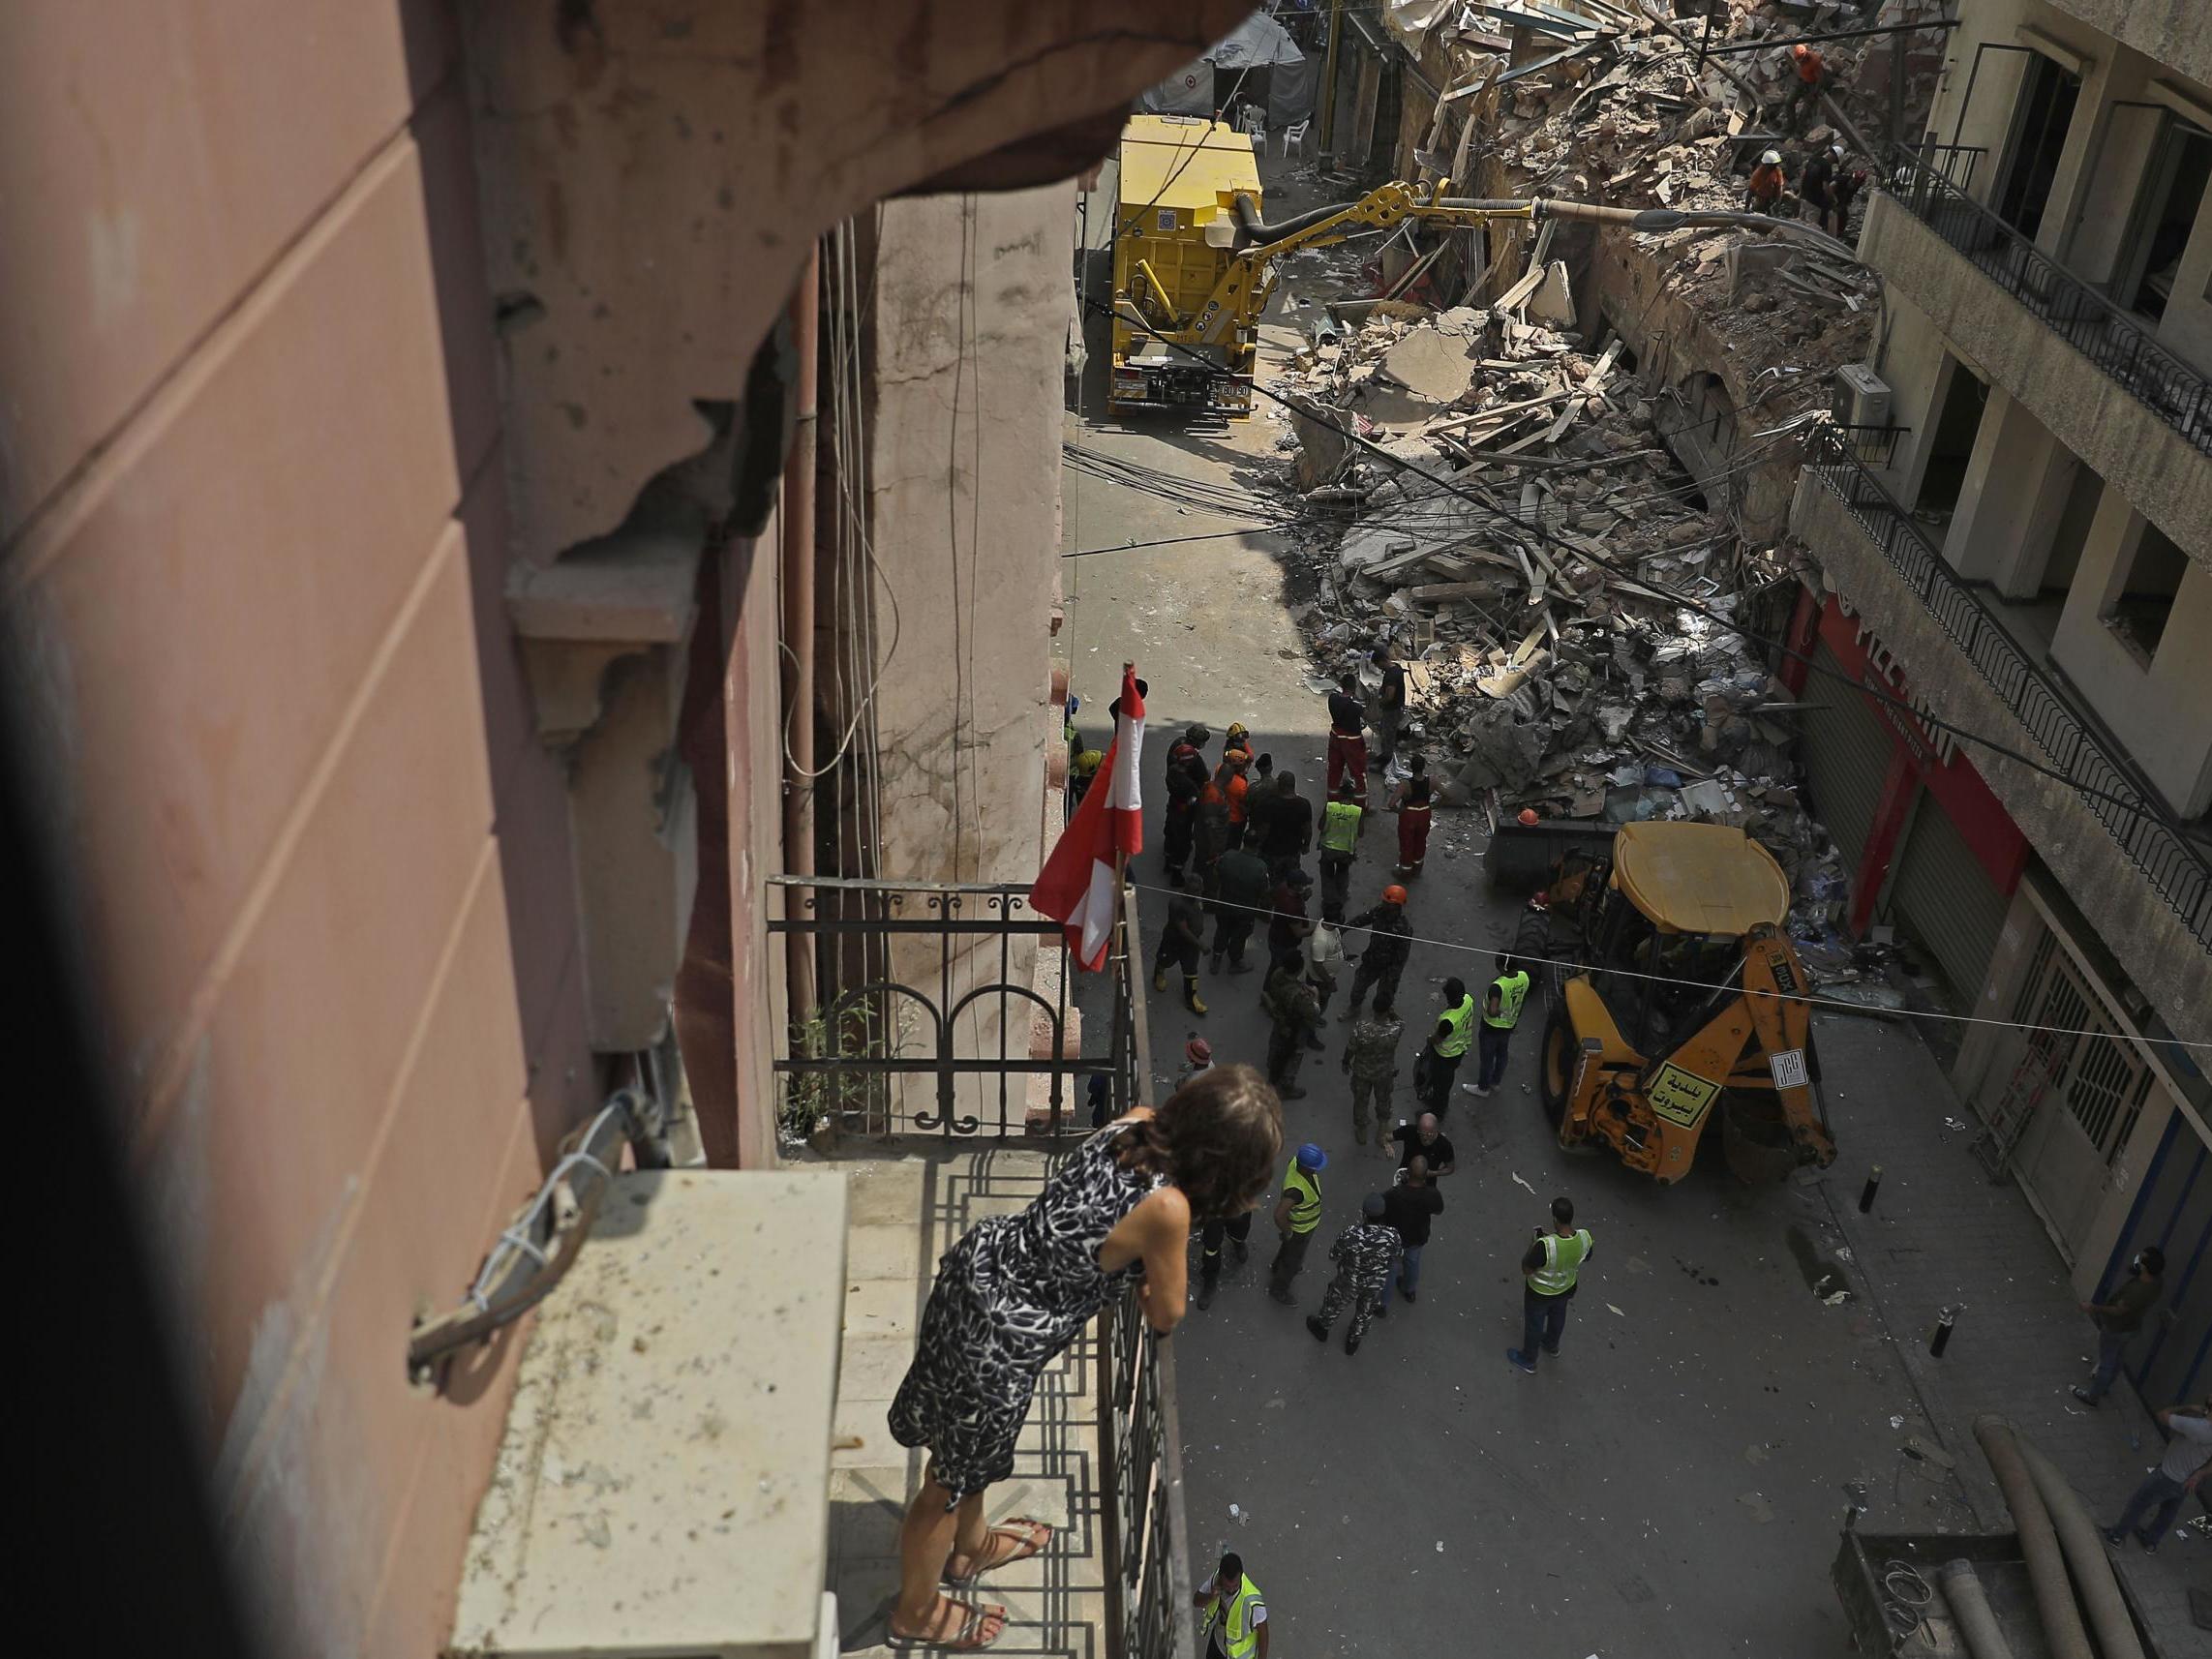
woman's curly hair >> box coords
[1114,1064,1283,1222]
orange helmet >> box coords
[1381,884,1409,906]
[1518,808,1540,826]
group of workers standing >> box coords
[881,667,1597,1651]
[1131,662,1591,1381]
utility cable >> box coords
[1061,421,1802,549]
[1122,879,2212,1053]
[1084,295,2197,834]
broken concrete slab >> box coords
[1528,259,1578,328]
[1379,327,1480,404]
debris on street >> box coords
[1234,1,1962,988]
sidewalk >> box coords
[803,1143,1112,1659]
[1810,1010,2203,1647]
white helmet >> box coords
[1760,149,1783,166]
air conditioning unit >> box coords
[1833,364,1892,430]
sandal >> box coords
[943,1519,1053,1585]
[885,1597,1008,1651]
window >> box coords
[2102,521,2186,661]
[2115,119,2212,320]
[1996,53,2082,240]
[1914,356,1988,520]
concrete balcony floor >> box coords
[794,1142,1112,1659]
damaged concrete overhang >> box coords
[464,0,1255,569]
[506,528,698,749]
[895,107,1132,197]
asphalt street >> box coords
[1061,151,1976,1658]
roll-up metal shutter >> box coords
[1891,796,2009,1005]
[1798,641,1892,866]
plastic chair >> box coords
[1279,119,1311,160]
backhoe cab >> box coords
[1524,822,1836,1185]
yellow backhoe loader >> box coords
[1522,821,1837,1185]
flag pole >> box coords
[1110,660,1136,911]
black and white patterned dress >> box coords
[890,1125,1163,1499]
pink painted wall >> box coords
[0,10,591,1654]
[0,2,1273,1650]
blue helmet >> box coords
[1295,1142,1327,1171]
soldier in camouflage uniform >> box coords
[1341,996,1405,1145]
[1262,961,1323,1100]
[1305,1192,1403,1354]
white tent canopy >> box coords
[1138,11,1310,116]
[1206,11,1305,69]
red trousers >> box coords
[1397,804,1432,869]
[1326,731,1368,798]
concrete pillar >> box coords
[1943,387,2075,592]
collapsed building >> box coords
[1250,0,2211,1334]
[1243,1,1946,980]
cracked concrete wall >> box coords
[1586,226,1803,544]
[462,0,1250,570]
[864,185,1070,1122]
[0,12,596,1657]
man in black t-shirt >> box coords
[1325,674,1369,799]
[1371,645,1408,767]
[1258,770,1313,867]
[1391,1111,1456,1178]
[1379,1155,1443,1309]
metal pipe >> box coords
[2017,1436,2146,1659]
[781,246,821,1021]
[1936,1561,2016,1659]
[407,1091,669,1377]
[1318,0,1346,154]
[1972,1416,2094,1659]
[1700,19,1960,56]
[1519,198,1862,260]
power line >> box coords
[1125,878,2212,1054]
[1083,296,2191,833]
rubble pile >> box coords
[1249,2,1931,940]
[1263,299,1851,932]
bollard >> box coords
[1859,1164,1883,1214]
[1930,1306,1955,1358]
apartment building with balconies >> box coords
[1788,0,2210,1363]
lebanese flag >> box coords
[1031,665,1145,970]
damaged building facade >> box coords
[0,3,1246,1654]
[1790,0,2211,1346]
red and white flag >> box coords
[1031,664,1145,970]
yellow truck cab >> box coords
[1109,114,1264,415]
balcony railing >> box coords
[1883,152,2212,454]
[1099,884,1198,1659]
[1802,424,2212,944]
[774,877,1197,1659]
[768,875,1140,1139]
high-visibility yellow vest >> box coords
[1282,1162,1322,1233]
[1485,970,1531,1030]
[1202,1574,1265,1659]
[1528,1228,1592,1295]
[1436,996,1475,1058]
[1319,799,1362,854]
